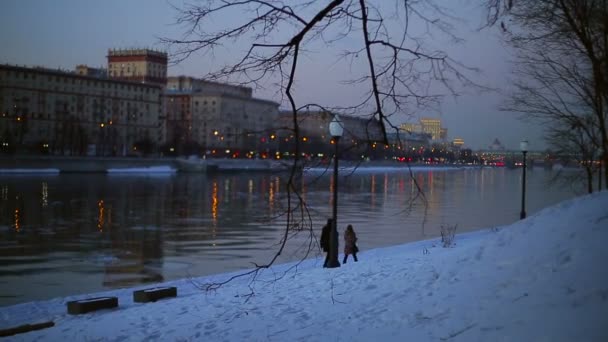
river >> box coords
[0,166,584,306]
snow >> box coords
[106,166,177,174]
[0,166,177,175]
[0,169,60,174]
[1,191,607,341]
[304,165,467,173]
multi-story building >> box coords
[167,76,251,97]
[164,76,280,157]
[75,65,107,78]
[276,110,386,159]
[420,118,442,140]
[107,49,168,86]
[400,117,446,141]
[401,122,422,134]
[0,64,163,156]
[440,127,448,140]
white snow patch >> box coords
[304,165,467,173]
[106,166,176,174]
[0,169,60,174]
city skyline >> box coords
[0,0,546,150]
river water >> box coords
[0,166,584,306]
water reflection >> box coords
[0,168,583,306]
[97,200,105,232]
[41,182,48,208]
[14,208,20,232]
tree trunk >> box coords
[585,167,593,194]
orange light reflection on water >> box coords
[14,208,20,232]
[211,180,218,223]
[97,200,105,232]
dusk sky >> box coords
[0,0,546,150]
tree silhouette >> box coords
[163,0,481,289]
[488,0,607,191]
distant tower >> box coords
[107,48,168,86]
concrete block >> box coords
[67,296,118,315]
[133,286,177,303]
[0,321,54,337]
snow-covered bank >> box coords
[0,166,179,175]
[1,192,607,341]
[0,169,60,174]
[106,166,177,174]
[304,165,470,173]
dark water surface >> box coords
[0,166,583,306]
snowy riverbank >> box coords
[0,155,480,174]
[1,191,607,341]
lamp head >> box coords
[329,115,344,138]
[520,140,529,153]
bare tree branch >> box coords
[164,0,480,293]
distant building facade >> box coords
[0,64,163,156]
[400,122,421,135]
[107,49,168,86]
[277,110,386,159]
[420,118,442,140]
[75,65,107,78]
[400,117,447,141]
[164,76,279,157]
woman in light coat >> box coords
[343,224,358,263]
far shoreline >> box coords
[0,155,487,174]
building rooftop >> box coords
[107,48,167,58]
[1,63,161,89]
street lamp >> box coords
[327,115,343,268]
[520,139,529,219]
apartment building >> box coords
[164,76,280,157]
[107,49,168,86]
[0,64,163,156]
[401,117,447,141]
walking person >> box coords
[320,218,332,267]
[343,224,359,263]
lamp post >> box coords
[520,139,529,220]
[327,115,343,268]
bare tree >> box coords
[488,0,608,190]
[162,0,479,289]
[546,117,601,193]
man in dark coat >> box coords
[320,218,332,267]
